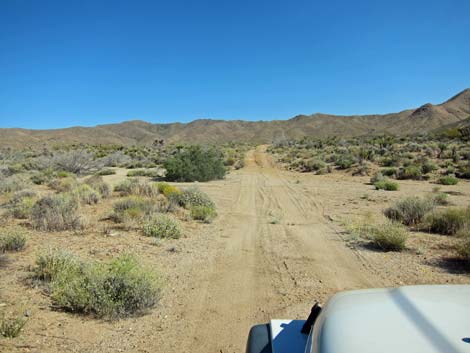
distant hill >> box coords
[1,89,469,148]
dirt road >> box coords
[171,147,382,352]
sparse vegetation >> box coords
[374,179,398,191]
[0,228,27,252]
[31,193,82,231]
[437,175,459,185]
[0,314,27,338]
[190,205,217,223]
[114,179,158,198]
[34,250,161,319]
[425,208,470,235]
[111,196,155,225]
[369,222,408,251]
[384,197,434,226]
[143,214,182,238]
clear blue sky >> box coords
[1,0,469,129]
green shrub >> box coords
[426,208,470,235]
[127,169,158,177]
[34,251,161,319]
[437,175,459,185]
[0,314,27,338]
[190,205,217,223]
[96,168,116,176]
[335,155,355,170]
[421,161,438,174]
[164,145,226,182]
[56,170,71,178]
[177,187,215,209]
[0,229,27,252]
[381,167,397,177]
[156,182,181,199]
[398,165,422,180]
[72,184,100,205]
[114,179,158,198]
[456,236,470,259]
[384,197,434,226]
[429,192,449,206]
[368,222,408,251]
[0,175,29,194]
[111,197,155,223]
[456,164,470,179]
[370,172,385,184]
[143,214,181,239]
[8,191,36,219]
[299,159,326,172]
[374,179,399,191]
[84,175,111,198]
[31,193,82,231]
[48,177,77,192]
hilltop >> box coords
[1,89,469,147]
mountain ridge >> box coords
[1,89,469,147]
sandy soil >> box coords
[1,147,469,353]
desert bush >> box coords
[456,235,470,260]
[425,208,470,235]
[429,192,449,206]
[34,251,161,319]
[421,160,438,174]
[96,168,116,176]
[190,205,217,223]
[143,214,181,238]
[374,179,399,191]
[0,175,29,194]
[164,145,226,182]
[72,184,100,205]
[8,191,36,219]
[0,314,27,338]
[31,193,82,231]
[384,196,434,226]
[127,169,159,177]
[437,175,459,185]
[84,175,111,198]
[111,197,155,223]
[370,172,385,184]
[52,150,99,175]
[397,165,422,180]
[335,155,355,170]
[177,187,215,210]
[299,159,326,173]
[114,179,158,198]
[0,229,27,252]
[48,176,78,192]
[456,164,470,179]
[368,222,408,251]
[156,182,181,199]
[381,167,397,177]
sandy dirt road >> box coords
[171,146,382,353]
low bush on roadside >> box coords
[114,179,158,198]
[374,179,399,191]
[381,167,397,177]
[437,175,459,185]
[368,222,408,251]
[33,250,161,319]
[190,205,217,223]
[425,208,470,235]
[384,196,434,226]
[177,187,215,210]
[96,168,116,176]
[0,229,27,252]
[31,193,82,231]
[0,314,27,338]
[127,169,159,178]
[156,182,181,199]
[143,214,181,238]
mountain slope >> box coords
[1,89,469,147]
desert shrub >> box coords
[31,193,82,231]
[177,187,215,210]
[426,208,470,235]
[164,145,226,182]
[398,165,422,180]
[370,172,385,184]
[335,155,355,170]
[437,175,459,185]
[429,192,449,206]
[127,169,158,177]
[48,177,77,192]
[234,159,245,170]
[384,197,434,226]
[96,168,116,176]
[456,235,470,260]
[368,222,408,251]
[143,214,181,239]
[52,150,99,175]
[374,179,399,191]
[56,170,71,178]
[421,161,438,174]
[30,168,55,185]
[156,182,181,199]
[456,164,470,179]
[34,251,161,319]
[0,314,27,338]
[0,175,29,194]
[111,197,155,223]
[381,167,397,177]
[299,159,326,172]
[0,229,27,252]
[114,179,158,198]
[190,205,217,223]
[84,175,111,198]
[8,192,36,219]
[72,184,100,205]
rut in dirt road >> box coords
[180,147,381,353]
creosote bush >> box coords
[177,187,215,209]
[437,175,459,185]
[0,228,27,252]
[374,179,399,191]
[34,250,161,319]
[31,193,82,231]
[190,205,217,223]
[425,208,470,235]
[384,196,434,226]
[143,214,181,239]
[368,222,408,251]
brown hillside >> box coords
[1,89,469,147]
